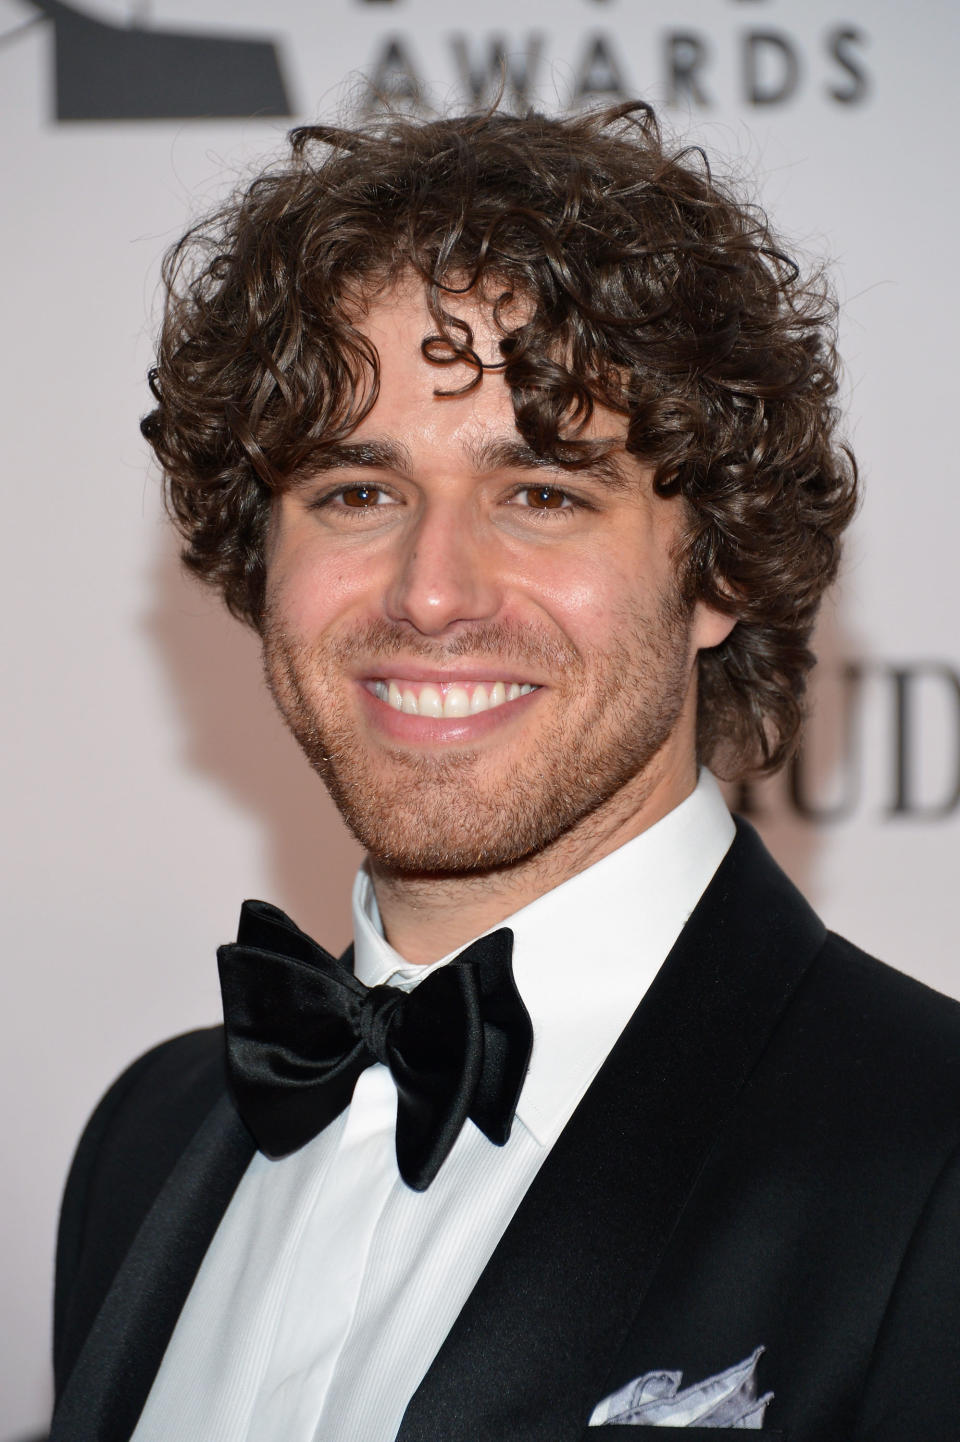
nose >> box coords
[383,499,502,636]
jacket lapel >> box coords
[398,821,826,1441]
[50,1093,255,1442]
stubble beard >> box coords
[262,600,695,879]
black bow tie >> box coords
[217,900,533,1191]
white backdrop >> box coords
[3,2,959,1436]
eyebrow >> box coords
[467,437,632,489]
[295,435,632,488]
[295,440,415,477]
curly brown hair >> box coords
[142,101,857,779]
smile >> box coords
[368,679,539,718]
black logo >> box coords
[736,662,960,823]
[16,0,292,121]
[361,25,870,114]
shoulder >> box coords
[759,929,960,1171]
[63,1027,228,1206]
[54,1027,229,1387]
[716,820,960,1182]
[807,930,960,1074]
[725,820,960,1102]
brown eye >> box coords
[341,485,380,508]
[526,486,568,510]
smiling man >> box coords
[51,106,960,1442]
[262,281,733,950]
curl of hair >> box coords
[142,101,858,778]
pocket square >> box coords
[589,1346,773,1428]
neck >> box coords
[369,751,700,964]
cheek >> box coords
[516,557,637,663]
[522,546,663,642]
[266,537,380,635]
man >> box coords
[51,103,960,1442]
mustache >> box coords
[265,616,585,673]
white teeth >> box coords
[374,679,538,716]
[418,684,443,718]
[443,685,470,717]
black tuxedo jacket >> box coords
[51,821,960,1441]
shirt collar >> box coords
[351,769,734,1147]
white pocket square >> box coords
[589,1345,773,1428]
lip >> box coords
[360,664,543,687]
[356,676,543,744]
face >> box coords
[263,282,733,876]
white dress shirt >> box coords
[132,770,734,1442]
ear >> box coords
[691,599,737,653]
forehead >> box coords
[356,279,512,431]
[359,276,514,359]
[351,279,629,459]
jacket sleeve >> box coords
[53,1028,227,1399]
[853,1138,960,1441]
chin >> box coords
[322,769,567,877]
